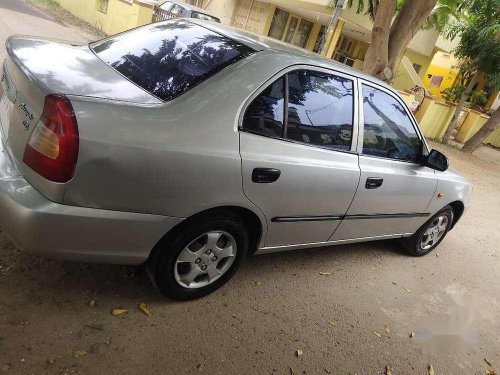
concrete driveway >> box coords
[0,2,499,374]
[0,0,96,62]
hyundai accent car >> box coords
[0,20,471,300]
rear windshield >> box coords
[191,11,221,23]
[91,21,253,101]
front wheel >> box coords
[147,212,249,300]
[402,206,454,256]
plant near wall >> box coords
[469,91,488,107]
[439,0,500,150]
[441,85,465,103]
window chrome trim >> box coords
[238,64,360,154]
[239,128,358,155]
[357,79,430,162]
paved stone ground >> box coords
[0,2,499,374]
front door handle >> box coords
[365,177,383,189]
[252,168,281,183]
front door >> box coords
[331,82,437,241]
[239,67,361,248]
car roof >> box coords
[188,19,394,92]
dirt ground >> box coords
[1,2,500,374]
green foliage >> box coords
[452,0,500,89]
[469,91,488,106]
[441,85,465,102]
[30,0,60,9]
[423,0,468,33]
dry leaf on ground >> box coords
[73,350,87,358]
[138,303,151,317]
[385,365,392,375]
[410,331,415,338]
[428,364,435,375]
[384,325,391,333]
[111,309,128,316]
[295,349,303,357]
[486,370,497,375]
[319,272,331,276]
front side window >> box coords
[362,85,421,162]
[91,21,254,101]
[286,70,354,151]
[242,69,355,152]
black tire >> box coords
[147,211,249,300]
[402,206,454,257]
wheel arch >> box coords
[149,205,265,260]
[448,200,465,229]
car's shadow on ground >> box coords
[1,235,408,305]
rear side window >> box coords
[287,70,354,150]
[91,21,254,101]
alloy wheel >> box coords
[420,215,449,250]
[174,231,237,289]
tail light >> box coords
[23,94,79,183]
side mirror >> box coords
[425,149,449,172]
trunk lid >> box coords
[0,36,161,201]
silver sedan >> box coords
[0,20,471,299]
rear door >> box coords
[330,80,437,241]
[239,66,361,249]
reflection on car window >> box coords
[91,21,254,101]
[242,78,284,138]
[362,85,421,162]
[286,70,354,151]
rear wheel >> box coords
[147,212,249,300]
[402,206,454,256]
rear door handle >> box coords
[252,168,281,183]
[365,177,383,189]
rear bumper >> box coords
[0,139,184,265]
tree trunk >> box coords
[461,107,500,153]
[387,0,437,75]
[362,0,396,80]
[442,71,480,144]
